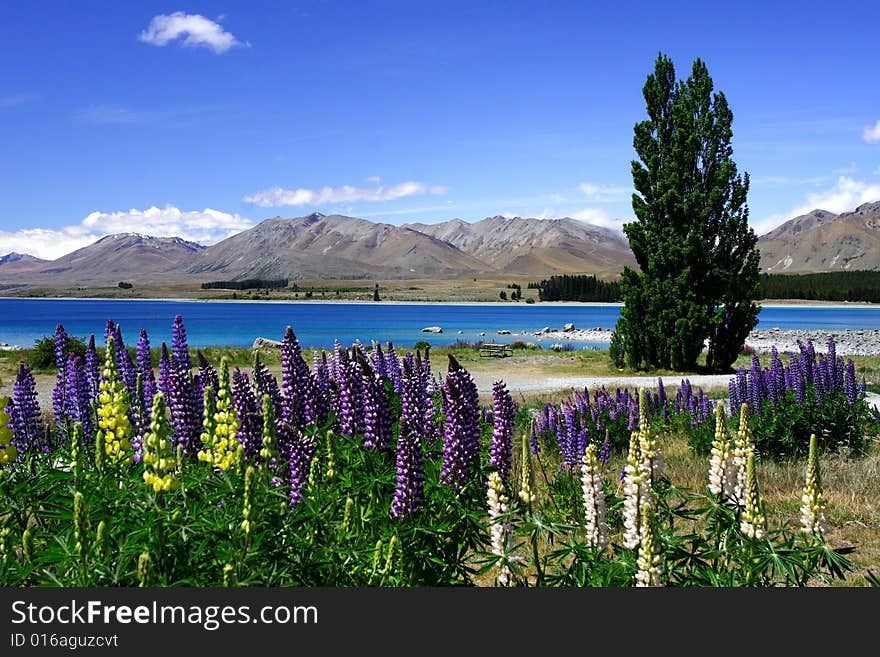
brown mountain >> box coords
[405,215,636,275]
[758,202,880,272]
[188,213,492,280]
[0,234,205,288]
[0,212,637,289]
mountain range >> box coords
[1,202,878,290]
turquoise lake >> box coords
[1,298,878,350]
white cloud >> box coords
[752,176,880,235]
[243,181,449,208]
[579,182,631,202]
[139,13,245,54]
[863,120,880,143]
[0,205,252,260]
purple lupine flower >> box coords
[488,380,515,486]
[858,377,866,399]
[232,368,262,462]
[390,414,426,520]
[844,359,856,406]
[657,377,667,410]
[157,342,171,397]
[10,363,44,455]
[197,350,219,393]
[307,351,330,427]
[280,326,312,434]
[371,342,387,380]
[357,352,392,451]
[385,342,403,393]
[826,337,838,388]
[728,377,739,414]
[765,368,777,406]
[104,319,115,345]
[65,355,94,444]
[288,426,315,508]
[736,367,748,411]
[136,329,156,430]
[165,355,202,456]
[417,351,437,444]
[528,421,541,455]
[790,355,806,405]
[440,354,481,488]
[391,357,426,519]
[599,433,612,465]
[85,334,100,399]
[336,345,365,437]
[171,315,193,375]
[52,324,69,439]
[110,325,136,397]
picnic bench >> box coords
[479,343,512,358]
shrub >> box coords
[28,335,87,370]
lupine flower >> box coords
[518,431,536,506]
[165,352,202,457]
[440,354,481,489]
[358,352,391,451]
[65,355,94,445]
[197,359,242,471]
[259,393,277,471]
[581,443,608,550]
[96,336,133,466]
[280,326,311,440]
[142,393,178,492]
[241,465,256,535]
[288,427,315,508]
[337,346,365,437]
[634,504,663,587]
[637,388,662,480]
[85,334,100,399]
[621,430,644,550]
[844,359,857,406]
[307,351,330,427]
[486,470,512,586]
[52,324,69,438]
[252,351,281,418]
[73,490,88,556]
[800,433,827,538]
[390,415,425,520]
[740,451,767,540]
[232,368,262,462]
[197,349,219,393]
[488,380,515,487]
[136,329,156,433]
[599,431,611,465]
[0,397,18,465]
[732,403,753,506]
[10,364,46,455]
[171,315,193,374]
[112,324,138,400]
[157,342,171,397]
[708,401,736,499]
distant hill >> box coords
[758,202,880,272]
[0,213,635,288]
[404,215,636,275]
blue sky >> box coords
[1,0,878,259]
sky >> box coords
[1,0,879,260]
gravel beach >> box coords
[533,327,880,356]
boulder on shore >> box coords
[421,326,443,333]
[497,329,511,335]
[562,322,576,332]
[252,337,282,349]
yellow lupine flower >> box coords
[0,397,18,465]
[800,434,828,538]
[95,337,133,467]
[197,359,242,471]
[142,393,178,493]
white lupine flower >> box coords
[800,434,828,538]
[518,432,536,506]
[731,403,753,507]
[487,471,512,586]
[740,452,767,540]
[637,388,663,481]
[622,430,644,550]
[708,401,737,498]
[581,444,608,551]
[634,504,663,587]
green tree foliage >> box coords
[612,54,760,372]
[532,274,621,302]
[759,271,880,302]
[201,278,289,290]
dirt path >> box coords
[467,371,733,396]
